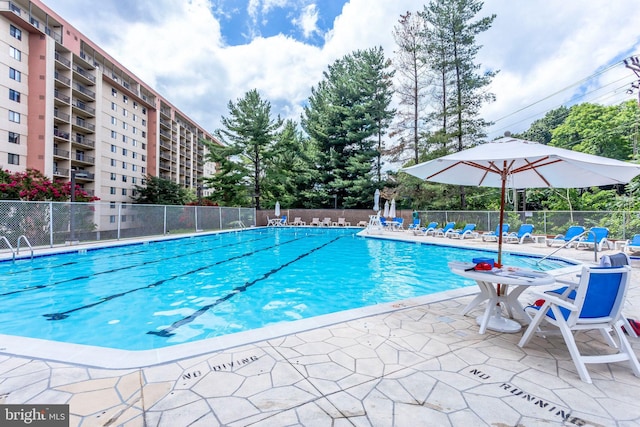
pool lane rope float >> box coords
[147,235,346,337]
[41,234,311,321]
[6,234,274,298]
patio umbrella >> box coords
[389,198,396,218]
[402,136,640,266]
[383,200,390,218]
[373,189,380,211]
[274,201,280,217]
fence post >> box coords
[195,205,199,232]
[219,207,223,230]
[49,202,54,247]
[163,206,167,235]
[117,203,122,240]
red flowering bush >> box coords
[0,168,99,202]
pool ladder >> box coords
[0,235,34,262]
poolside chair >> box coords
[434,221,456,237]
[575,227,611,251]
[392,217,404,230]
[309,217,321,226]
[623,234,640,253]
[447,223,477,239]
[407,218,421,231]
[279,215,287,226]
[481,223,509,242]
[413,221,438,236]
[321,217,332,227]
[518,265,640,383]
[334,217,350,226]
[546,225,585,248]
[504,224,534,244]
[292,217,306,226]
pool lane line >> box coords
[147,235,346,338]
[2,230,263,275]
[1,234,274,297]
[41,234,311,320]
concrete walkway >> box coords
[1,230,639,426]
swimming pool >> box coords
[0,227,575,351]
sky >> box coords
[42,0,640,145]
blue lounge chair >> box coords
[546,225,585,248]
[407,218,420,230]
[576,226,611,251]
[481,223,509,242]
[519,265,640,383]
[624,234,640,253]
[414,221,438,236]
[447,223,477,239]
[434,221,456,237]
[504,224,534,244]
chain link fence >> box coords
[0,201,255,254]
[414,210,640,242]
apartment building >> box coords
[0,0,220,207]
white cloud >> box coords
[293,4,320,39]
[42,0,640,146]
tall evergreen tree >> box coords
[420,0,497,208]
[390,11,429,165]
[302,47,395,208]
[211,89,283,209]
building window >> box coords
[122,162,127,169]
[132,152,137,159]
[10,25,22,40]
[9,46,21,61]
[132,164,137,172]
[111,144,117,153]
[142,107,146,115]
[121,214,127,222]
[110,201,116,209]
[110,187,116,195]
[9,68,21,82]
[122,122,128,130]
[142,119,146,126]
[111,102,117,112]
[110,173,116,181]
[8,153,19,165]
[133,101,138,109]
[141,154,146,161]
[133,114,137,122]
[122,109,128,117]
[122,175,127,182]
[121,188,127,196]
[9,111,20,123]
[142,143,146,150]
[132,177,137,184]
[123,95,128,103]
[112,88,117,97]
[122,135,127,143]
[122,148,127,156]
[132,127,137,134]
[111,116,117,125]
[8,132,19,144]
[111,130,117,139]
[141,131,146,138]
[9,89,20,102]
[109,215,116,223]
[141,167,146,173]
[110,158,116,167]
[132,139,137,147]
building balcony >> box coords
[54,147,70,158]
[73,117,95,132]
[73,134,95,148]
[72,82,95,100]
[54,71,71,86]
[72,152,95,165]
[53,128,70,140]
[53,167,69,177]
[72,99,95,116]
[54,109,70,122]
[54,89,70,104]
[73,64,96,83]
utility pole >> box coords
[624,56,640,160]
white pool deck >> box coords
[1,228,640,426]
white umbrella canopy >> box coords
[402,136,640,265]
[274,201,280,217]
[389,199,396,218]
[373,189,380,212]
[383,200,390,218]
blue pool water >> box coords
[0,228,574,350]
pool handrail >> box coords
[0,236,16,262]
[17,235,33,260]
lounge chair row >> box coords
[269,216,364,227]
[412,221,615,249]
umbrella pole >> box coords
[496,167,508,297]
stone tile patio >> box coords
[1,230,639,426]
